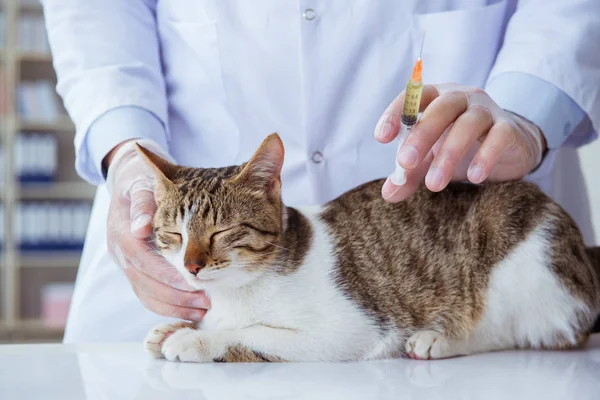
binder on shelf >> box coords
[17,13,50,54]
[16,201,92,252]
[17,80,62,122]
[15,132,58,183]
[41,282,74,329]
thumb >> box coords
[382,151,433,203]
[129,179,157,239]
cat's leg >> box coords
[158,324,295,362]
[159,324,348,363]
[405,324,591,361]
[144,322,196,359]
[405,295,593,360]
[405,329,518,360]
[406,222,598,360]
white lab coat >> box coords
[40,0,600,342]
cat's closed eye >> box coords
[211,224,277,253]
[156,231,182,250]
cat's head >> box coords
[137,134,286,289]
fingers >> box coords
[124,263,211,309]
[137,294,207,322]
[119,233,194,291]
[107,195,194,292]
[397,90,468,171]
[426,105,494,191]
[374,92,404,143]
[374,85,440,143]
[105,146,204,322]
[129,179,157,239]
[111,198,210,322]
[377,82,534,198]
[468,121,518,183]
[382,151,434,203]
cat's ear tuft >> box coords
[235,133,285,198]
[136,144,179,182]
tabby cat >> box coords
[140,134,600,362]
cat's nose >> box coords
[185,259,206,275]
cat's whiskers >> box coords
[264,241,293,254]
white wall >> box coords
[579,141,600,246]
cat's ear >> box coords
[234,133,284,198]
[136,144,179,182]
[136,144,179,203]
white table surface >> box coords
[1,334,599,400]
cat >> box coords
[139,133,600,362]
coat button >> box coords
[311,151,324,164]
[303,8,316,21]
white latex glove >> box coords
[106,139,210,321]
[375,83,547,202]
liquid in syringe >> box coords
[391,42,425,186]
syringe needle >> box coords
[419,32,425,59]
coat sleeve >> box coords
[41,0,169,184]
[485,0,600,149]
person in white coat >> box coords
[40,0,600,343]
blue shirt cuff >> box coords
[485,72,594,149]
[85,106,169,182]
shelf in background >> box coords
[17,51,52,63]
[18,118,75,132]
[2,0,80,346]
[0,319,64,332]
[0,52,52,62]
[0,319,64,343]
[17,181,96,200]
[19,2,44,13]
[19,252,82,268]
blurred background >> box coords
[0,0,598,344]
[0,0,94,343]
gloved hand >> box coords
[375,83,547,202]
[105,139,210,321]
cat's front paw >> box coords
[161,328,223,362]
[405,330,454,360]
[144,322,196,359]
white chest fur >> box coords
[195,207,391,360]
[198,290,255,331]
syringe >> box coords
[391,43,424,186]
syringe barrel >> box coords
[390,124,411,186]
[401,79,423,126]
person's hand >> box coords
[105,139,210,321]
[375,83,547,202]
